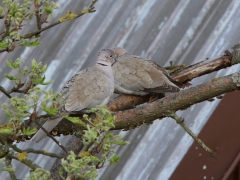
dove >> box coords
[32,49,116,142]
[112,47,181,96]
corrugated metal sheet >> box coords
[0,0,240,179]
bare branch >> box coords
[169,113,213,154]
[33,0,42,30]
[0,86,12,98]
[113,72,240,129]
[10,144,63,159]
[5,157,17,180]
[7,152,40,170]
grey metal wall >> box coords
[1,0,240,179]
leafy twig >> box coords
[169,112,213,154]
[33,119,68,154]
[21,0,98,39]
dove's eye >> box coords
[110,55,112,57]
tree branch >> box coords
[169,112,213,154]
[21,0,97,39]
[10,144,63,159]
[7,152,40,170]
[113,72,240,129]
[5,156,16,180]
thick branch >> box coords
[113,73,240,129]
[171,55,232,83]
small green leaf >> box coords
[42,106,58,116]
[31,59,37,68]
[90,156,101,163]
[0,128,13,135]
[43,7,52,14]
[23,127,37,135]
[109,155,120,165]
[4,110,11,117]
[42,64,47,73]
[113,139,129,145]
[41,80,52,85]
[25,39,41,47]
[4,74,19,80]
[6,60,17,69]
[65,116,85,125]
[0,42,9,49]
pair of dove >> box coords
[32,48,181,142]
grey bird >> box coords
[32,49,116,142]
[112,47,181,96]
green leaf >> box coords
[41,64,47,73]
[25,39,41,47]
[109,155,120,165]
[42,106,58,116]
[23,127,37,135]
[113,139,129,145]
[90,156,101,163]
[31,59,37,68]
[0,42,9,49]
[65,116,85,125]
[43,7,52,14]
[6,60,17,69]
[41,80,52,85]
[0,128,13,135]
[4,110,11,117]
[4,74,19,80]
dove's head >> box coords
[97,49,116,67]
[112,47,128,58]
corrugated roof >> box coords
[1,0,240,179]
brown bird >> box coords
[112,47,181,96]
[32,49,116,142]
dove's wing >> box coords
[113,53,180,94]
[65,68,114,111]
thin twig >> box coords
[7,152,40,170]
[34,120,68,154]
[10,144,63,159]
[0,81,32,99]
[5,157,17,180]
[21,0,97,39]
[0,86,12,98]
[169,112,213,154]
[33,0,41,30]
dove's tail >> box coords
[31,117,63,143]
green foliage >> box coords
[28,168,51,180]
[61,151,98,180]
[2,58,62,132]
[23,127,37,136]
[0,0,59,50]
[65,116,85,126]
[5,58,51,85]
[62,106,129,179]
